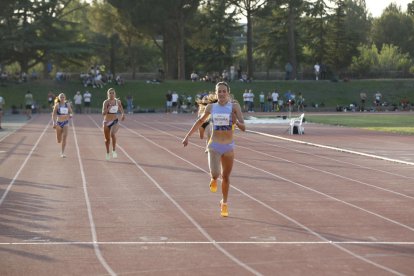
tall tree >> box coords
[229,0,267,79]
[372,3,414,58]
[108,0,200,80]
[303,0,332,65]
[264,0,304,79]
[0,0,91,77]
[187,0,239,74]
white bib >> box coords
[109,105,119,113]
[213,113,230,126]
[59,107,69,115]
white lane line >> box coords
[1,241,414,245]
[238,134,414,180]
[89,117,262,276]
[130,119,406,276]
[0,121,49,206]
[72,120,116,276]
[166,122,414,199]
[247,130,414,166]
[237,143,414,200]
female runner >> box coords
[51,93,73,158]
[102,88,125,160]
[182,82,245,217]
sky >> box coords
[365,0,410,17]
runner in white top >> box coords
[102,88,125,160]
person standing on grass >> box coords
[182,82,245,217]
[24,90,34,119]
[102,88,125,161]
[73,91,83,114]
[83,90,92,114]
[51,93,73,158]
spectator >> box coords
[25,90,34,119]
[247,89,254,112]
[314,62,320,80]
[285,62,293,80]
[115,75,124,85]
[374,91,382,111]
[271,89,279,112]
[266,92,272,112]
[360,92,367,112]
[47,91,55,109]
[126,94,133,114]
[83,90,92,113]
[297,92,305,112]
[242,89,249,112]
[259,92,265,112]
[171,91,179,113]
[190,71,199,82]
[165,91,172,113]
[73,91,83,114]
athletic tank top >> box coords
[57,103,69,115]
[211,102,233,131]
[108,99,119,114]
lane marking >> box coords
[88,116,262,276]
[72,120,116,276]
[128,119,407,276]
[236,143,414,200]
[246,130,414,166]
[1,241,413,245]
[0,121,49,206]
[237,133,414,180]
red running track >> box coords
[0,113,413,275]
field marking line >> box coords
[0,121,49,206]
[126,119,405,276]
[72,120,116,276]
[87,116,263,276]
[246,130,414,166]
[1,241,413,245]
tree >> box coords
[108,0,200,80]
[372,3,414,58]
[229,0,267,79]
[0,0,92,77]
[186,0,239,74]
[302,0,332,66]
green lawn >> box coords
[0,78,413,112]
[307,113,414,135]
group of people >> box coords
[242,89,305,113]
[50,82,245,218]
[50,88,125,159]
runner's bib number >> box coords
[109,105,118,113]
[213,113,230,126]
[59,107,69,115]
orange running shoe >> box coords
[220,199,228,217]
[209,179,217,193]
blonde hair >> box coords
[107,88,116,97]
[54,93,66,104]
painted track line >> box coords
[0,121,49,206]
[127,119,405,276]
[72,120,116,276]
[88,116,263,276]
[237,143,414,200]
[1,241,413,245]
[238,134,414,180]
[167,122,414,199]
[247,130,414,166]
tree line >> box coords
[1,0,414,81]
